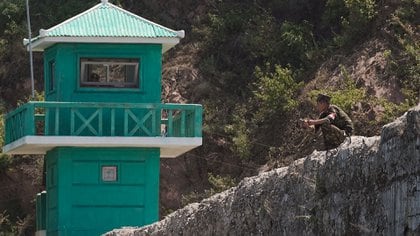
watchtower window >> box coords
[80,58,139,88]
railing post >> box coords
[18,111,24,138]
[98,108,103,136]
[54,107,60,135]
[45,108,49,135]
[167,110,173,137]
[110,108,115,136]
[26,103,35,136]
[70,108,75,135]
[124,108,128,136]
[151,108,157,136]
[194,106,203,137]
[180,110,186,137]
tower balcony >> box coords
[3,102,202,158]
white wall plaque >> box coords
[102,166,117,182]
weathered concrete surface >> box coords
[105,105,420,236]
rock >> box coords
[105,105,420,236]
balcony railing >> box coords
[4,102,202,145]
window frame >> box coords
[79,58,140,89]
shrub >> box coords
[378,98,412,124]
[388,0,420,103]
[224,106,252,159]
[322,0,378,47]
[208,173,236,193]
[278,21,316,69]
[253,64,303,120]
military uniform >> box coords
[315,105,354,150]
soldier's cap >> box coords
[316,93,331,103]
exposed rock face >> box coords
[105,105,420,236]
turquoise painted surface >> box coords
[45,147,160,235]
[44,43,162,104]
[44,2,178,38]
[4,102,202,144]
[3,5,199,234]
[35,192,47,230]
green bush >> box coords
[208,173,236,193]
[323,0,378,47]
[378,98,412,124]
[388,0,420,103]
[279,21,317,69]
[224,106,252,159]
[343,0,377,43]
[253,64,303,120]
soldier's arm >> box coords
[307,113,336,126]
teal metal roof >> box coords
[45,2,178,38]
[25,0,184,52]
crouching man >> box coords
[302,93,354,150]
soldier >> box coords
[301,93,354,150]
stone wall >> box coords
[105,105,420,236]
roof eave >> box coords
[24,36,181,53]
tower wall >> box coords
[44,43,162,103]
[45,147,160,235]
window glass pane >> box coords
[108,64,126,83]
[87,64,107,82]
[80,58,139,88]
[125,65,136,83]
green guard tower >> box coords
[2,1,202,235]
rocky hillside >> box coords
[156,0,419,213]
[106,105,420,235]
